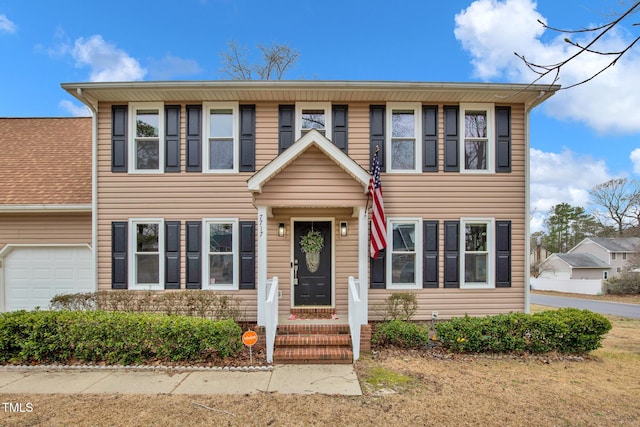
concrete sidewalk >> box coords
[0,364,362,396]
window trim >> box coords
[460,217,495,289]
[386,102,422,173]
[460,103,495,174]
[295,102,332,140]
[386,217,423,289]
[128,218,165,290]
[128,102,165,174]
[202,218,239,290]
[203,102,239,173]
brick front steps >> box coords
[273,313,353,364]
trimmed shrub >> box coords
[435,308,612,355]
[372,319,431,348]
[0,310,242,365]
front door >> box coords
[293,221,332,306]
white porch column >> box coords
[358,206,369,324]
[257,206,268,326]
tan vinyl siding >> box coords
[0,212,91,250]
[95,101,528,320]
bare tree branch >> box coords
[515,1,640,90]
[220,41,299,80]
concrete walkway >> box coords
[0,364,362,396]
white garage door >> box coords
[3,246,94,311]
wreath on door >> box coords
[300,229,324,273]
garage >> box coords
[2,246,94,312]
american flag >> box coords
[368,150,386,259]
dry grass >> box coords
[2,315,639,427]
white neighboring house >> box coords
[534,237,640,295]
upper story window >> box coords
[387,218,423,289]
[203,219,238,290]
[129,218,164,290]
[204,102,239,173]
[386,103,421,172]
[612,253,617,260]
[296,103,331,139]
[129,103,164,173]
[461,218,495,289]
[460,103,494,173]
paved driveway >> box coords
[531,294,640,319]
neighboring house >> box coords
[0,118,93,311]
[538,253,611,280]
[58,80,557,327]
[570,237,640,277]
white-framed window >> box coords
[460,218,495,289]
[612,253,617,260]
[296,102,332,139]
[623,253,627,260]
[460,103,494,173]
[204,102,239,173]
[129,218,164,290]
[386,103,421,172]
[203,219,238,290]
[603,271,609,280]
[387,218,423,289]
[129,102,164,173]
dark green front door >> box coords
[293,221,332,306]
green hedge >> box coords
[372,319,431,348]
[435,308,612,354]
[0,310,242,365]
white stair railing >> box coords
[348,276,365,361]
[264,276,279,363]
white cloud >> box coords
[71,35,146,82]
[455,0,640,134]
[0,14,16,34]
[147,54,203,80]
[630,148,640,174]
[529,148,611,232]
[59,100,91,117]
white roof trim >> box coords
[247,129,370,193]
[0,204,92,213]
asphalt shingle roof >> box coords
[556,253,611,268]
[586,237,640,253]
[0,117,91,206]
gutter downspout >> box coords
[524,90,551,314]
[74,88,99,293]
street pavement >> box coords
[0,364,362,396]
[531,293,640,319]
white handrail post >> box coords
[264,276,279,364]
[348,276,362,361]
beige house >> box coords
[0,118,93,311]
[57,80,558,330]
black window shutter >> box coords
[278,105,295,152]
[370,249,386,289]
[239,105,256,172]
[239,221,256,289]
[443,221,460,288]
[165,221,181,289]
[111,106,128,172]
[423,106,438,172]
[370,105,385,172]
[495,106,512,173]
[111,221,128,289]
[332,105,348,153]
[165,105,181,173]
[186,105,202,172]
[495,220,512,287]
[423,220,439,288]
[443,106,459,172]
[186,221,202,289]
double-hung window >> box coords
[204,102,239,172]
[129,219,164,290]
[203,219,238,290]
[386,103,421,172]
[296,103,331,139]
[460,103,494,173]
[460,218,494,289]
[387,218,422,289]
[129,103,164,173]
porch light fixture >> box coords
[340,221,348,237]
[278,223,286,237]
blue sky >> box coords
[1,0,639,231]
